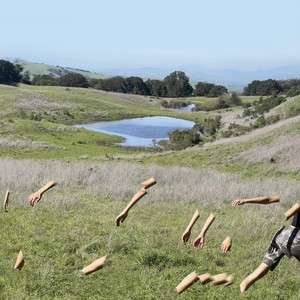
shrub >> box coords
[31,74,57,86]
[242,95,286,118]
[202,115,222,136]
[252,116,266,129]
[217,93,242,107]
[222,123,251,137]
[160,100,189,109]
[167,129,201,150]
[57,73,88,88]
[265,114,280,125]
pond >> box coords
[178,103,195,111]
[76,116,195,147]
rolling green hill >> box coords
[0,84,300,299]
[15,59,108,80]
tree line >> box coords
[1,59,300,98]
[243,78,300,96]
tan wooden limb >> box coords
[199,213,215,236]
[28,180,57,206]
[220,236,232,253]
[141,177,156,189]
[181,209,200,244]
[3,189,9,212]
[211,272,228,285]
[232,195,280,207]
[224,275,234,287]
[115,188,147,226]
[193,213,215,248]
[284,203,300,220]
[240,263,269,292]
[81,256,107,275]
[186,209,200,232]
[198,272,211,284]
[176,271,199,294]
[14,250,25,270]
[124,187,147,212]
[37,180,57,194]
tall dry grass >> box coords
[1,158,298,210]
[238,134,300,172]
[0,137,61,150]
[210,115,300,146]
[17,92,78,110]
[1,158,299,299]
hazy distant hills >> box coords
[9,58,300,88]
[95,65,300,87]
[13,59,107,80]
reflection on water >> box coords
[178,104,195,111]
[76,116,195,147]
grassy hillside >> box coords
[0,84,300,299]
[0,84,208,124]
[15,59,107,80]
[0,159,299,299]
[139,115,300,181]
[0,84,213,160]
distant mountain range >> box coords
[8,58,300,88]
[94,65,300,87]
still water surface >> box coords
[179,104,195,111]
[76,116,195,147]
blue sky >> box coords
[1,0,300,71]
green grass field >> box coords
[0,84,300,299]
[0,84,217,160]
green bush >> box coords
[167,129,201,150]
[265,114,280,125]
[242,95,286,118]
[222,123,251,137]
[202,115,222,136]
[160,100,189,109]
[252,115,266,129]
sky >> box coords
[1,0,300,71]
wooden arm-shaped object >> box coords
[14,250,25,270]
[115,188,147,226]
[211,272,229,285]
[28,180,57,206]
[141,177,156,189]
[3,189,9,212]
[220,236,232,253]
[284,203,300,220]
[81,256,107,275]
[232,195,280,206]
[181,209,200,244]
[176,271,199,294]
[198,272,211,284]
[193,213,215,248]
